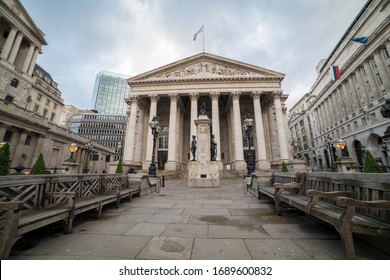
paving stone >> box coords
[208,224,271,239]
[125,223,166,236]
[161,224,208,238]
[137,237,193,260]
[191,239,252,259]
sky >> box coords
[20,0,368,110]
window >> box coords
[33,104,39,112]
[366,81,372,92]
[3,130,12,142]
[361,67,367,76]
[43,108,48,117]
[376,73,383,85]
[25,135,32,145]
[10,78,19,88]
[158,136,169,149]
[50,113,55,122]
[37,94,42,101]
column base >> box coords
[233,160,247,171]
[165,161,178,171]
[256,160,271,170]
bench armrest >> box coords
[336,197,390,210]
[0,202,24,211]
[306,190,351,213]
[274,182,302,189]
[45,191,76,208]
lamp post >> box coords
[148,116,161,177]
[117,141,123,161]
[67,142,78,162]
[381,142,389,173]
[325,136,337,172]
[243,113,255,176]
[335,138,348,157]
[82,141,93,173]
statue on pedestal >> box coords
[211,134,217,161]
[190,135,197,161]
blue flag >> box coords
[351,36,368,44]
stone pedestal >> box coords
[62,161,79,174]
[188,114,220,188]
[336,157,356,173]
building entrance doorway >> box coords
[158,151,168,170]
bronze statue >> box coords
[211,134,217,161]
[190,135,197,161]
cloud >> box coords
[21,0,367,110]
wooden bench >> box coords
[0,174,141,259]
[253,172,390,259]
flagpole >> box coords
[202,22,205,52]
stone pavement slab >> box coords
[7,179,389,260]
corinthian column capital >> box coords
[210,91,220,101]
[168,92,179,101]
[231,91,241,100]
[148,93,159,102]
[189,91,199,101]
[251,90,262,100]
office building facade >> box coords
[288,0,390,172]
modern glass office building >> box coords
[69,113,127,161]
[91,71,131,115]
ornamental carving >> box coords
[154,61,258,79]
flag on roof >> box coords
[331,66,341,81]
[351,36,368,44]
[193,24,204,41]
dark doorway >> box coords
[158,151,168,170]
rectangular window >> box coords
[25,135,31,145]
[376,73,383,85]
[3,130,12,142]
[37,94,42,101]
[33,104,39,112]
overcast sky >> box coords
[20,0,367,110]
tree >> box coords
[281,161,289,172]
[30,153,47,175]
[363,150,383,173]
[115,158,123,174]
[0,143,11,176]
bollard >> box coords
[162,176,165,187]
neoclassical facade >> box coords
[123,53,292,172]
[0,0,114,174]
[288,0,390,172]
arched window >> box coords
[10,78,19,88]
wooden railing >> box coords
[0,174,128,212]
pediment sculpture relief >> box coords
[153,61,261,79]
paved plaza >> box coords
[8,179,388,260]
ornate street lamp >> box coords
[243,113,255,176]
[325,136,337,172]
[0,141,7,149]
[335,138,349,157]
[148,116,161,177]
[117,141,123,160]
[69,143,78,160]
[82,141,93,173]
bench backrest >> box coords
[273,172,390,223]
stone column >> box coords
[8,32,23,64]
[274,91,289,161]
[11,130,28,167]
[144,93,159,169]
[165,92,178,170]
[251,91,270,169]
[30,134,44,167]
[355,67,370,107]
[189,92,199,144]
[22,44,36,73]
[0,26,17,60]
[27,48,40,76]
[363,60,380,100]
[123,94,139,164]
[231,91,246,170]
[210,91,221,161]
[373,49,390,90]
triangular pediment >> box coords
[129,53,284,84]
[1,0,47,45]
